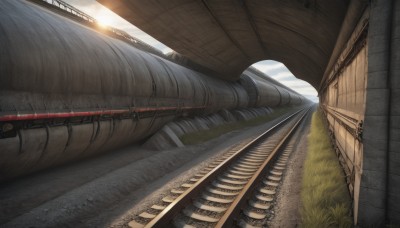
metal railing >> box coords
[36,0,164,56]
[43,0,96,22]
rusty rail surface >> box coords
[138,106,311,227]
[216,106,310,227]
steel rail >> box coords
[143,107,308,227]
[216,106,311,227]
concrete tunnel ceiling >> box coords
[97,0,349,88]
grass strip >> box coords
[301,110,352,227]
[180,106,295,145]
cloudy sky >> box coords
[61,0,318,103]
[252,61,318,103]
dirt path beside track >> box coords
[0,109,310,227]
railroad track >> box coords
[129,107,311,228]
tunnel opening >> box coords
[250,60,319,104]
[3,0,400,226]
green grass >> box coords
[301,110,353,227]
[179,107,295,145]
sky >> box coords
[252,61,318,103]
[61,0,318,103]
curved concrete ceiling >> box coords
[98,0,349,88]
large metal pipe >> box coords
[0,0,306,181]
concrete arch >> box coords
[98,0,350,88]
[97,1,400,226]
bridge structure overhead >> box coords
[98,0,400,226]
[0,0,398,226]
[97,0,349,88]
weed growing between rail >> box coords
[301,110,352,227]
[180,107,295,145]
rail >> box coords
[132,106,311,227]
[217,107,308,227]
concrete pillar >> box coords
[388,0,400,224]
[359,0,392,225]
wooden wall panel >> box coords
[320,26,367,218]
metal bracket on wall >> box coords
[323,105,363,142]
[356,120,363,142]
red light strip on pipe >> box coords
[0,109,129,121]
[0,106,206,122]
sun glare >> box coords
[96,15,112,27]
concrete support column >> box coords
[388,0,400,224]
[359,0,392,225]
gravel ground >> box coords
[0,111,297,228]
[269,109,313,228]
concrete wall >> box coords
[321,0,400,225]
[360,0,392,225]
[388,0,400,223]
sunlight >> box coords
[96,15,113,27]
[62,0,173,51]
[162,48,174,55]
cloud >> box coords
[271,72,295,81]
[304,95,319,103]
[253,62,285,72]
[252,60,318,102]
